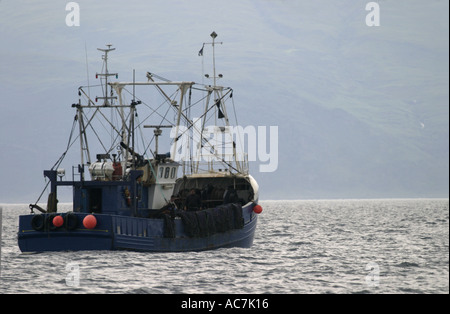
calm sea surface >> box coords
[0,199,448,294]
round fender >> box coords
[31,214,45,231]
[65,213,78,230]
[47,214,58,231]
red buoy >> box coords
[52,215,64,228]
[83,214,97,229]
[253,204,263,214]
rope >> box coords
[32,114,78,208]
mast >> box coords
[143,125,172,156]
[96,44,118,106]
[211,31,218,87]
[74,39,245,182]
[196,32,244,173]
[202,32,223,89]
[95,45,131,173]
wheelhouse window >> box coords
[164,167,170,179]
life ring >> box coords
[65,213,78,230]
[31,214,45,231]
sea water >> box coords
[0,199,448,294]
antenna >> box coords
[211,31,218,87]
[95,44,118,106]
[143,125,172,156]
[201,31,223,87]
[84,41,91,99]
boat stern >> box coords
[18,213,113,252]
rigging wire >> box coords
[32,76,243,208]
[32,114,79,207]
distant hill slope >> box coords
[243,0,449,198]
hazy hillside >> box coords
[241,0,449,198]
[0,0,448,202]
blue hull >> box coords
[18,204,258,253]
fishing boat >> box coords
[18,32,262,252]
